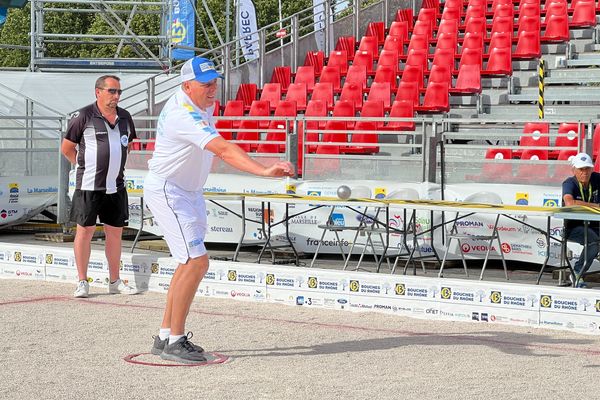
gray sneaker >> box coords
[160,334,207,363]
[151,332,205,355]
[74,280,89,298]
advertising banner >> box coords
[171,0,195,60]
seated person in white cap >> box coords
[562,152,600,288]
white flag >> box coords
[238,0,259,60]
[313,0,326,51]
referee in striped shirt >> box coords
[61,75,138,298]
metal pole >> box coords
[538,58,545,120]
[57,117,71,224]
[291,15,298,71]
[25,100,32,176]
[226,0,230,44]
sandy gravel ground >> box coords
[1,279,600,400]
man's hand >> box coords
[262,161,295,177]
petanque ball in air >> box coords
[337,185,352,200]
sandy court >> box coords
[1,278,600,400]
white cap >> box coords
[571,152,594,169]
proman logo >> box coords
[441,287,452,300]
[490,291,502,304]
[540,295,552,308]
[227,270,237,281]
[266,274,275,285]
[307,277,318,289]
[395,283,406,295]
[349,280,360,292]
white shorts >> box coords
[143,172,207,264]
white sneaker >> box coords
[108,279,138,295]
[74,280,89,298]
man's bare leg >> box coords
[103,224,123,281]
[74,225,96,281]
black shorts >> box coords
[70,188,129,227]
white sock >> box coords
[159,328,170,340]
[168,334,184,345]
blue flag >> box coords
[0,8,7,27]
[171,0,195,60]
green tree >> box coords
[0,6,30,67]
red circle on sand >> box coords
[123,352,229,367]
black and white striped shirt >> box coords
[65,103,136,193]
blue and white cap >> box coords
[571,152,594,169]
[180,57,224,83]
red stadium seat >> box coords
[378,49,399,73]
[552,122,583,159]
[466,148,514,182]
[215,100,244,140]
[388,21,409,41]
[304,50,325,75]
[416,81,450,113]
[334,36,356,60]
[395,81,420,107]
[294,65,316,93]
[367,81,392,109]
[317,100,355,154]
[345,64,368,89]
[482,47,513,76]
[386,100,415,131]
[353,50,375,74]
[311,82,334,110]
[259,82,281,111]
[405,48,429,74]
[358,36,379,60]
[319,65,342,93]
[451,63,482,94]
[285,82,307,112]
[399,65,425,94]
[270,66,291,92]
[373,65,397,92]
[366,21,386,45]
[514,149,549,183]
[301,99,328,154]
[395,9,414,31]
[236,100,270,151]
[343,99,383,154]
[570,0,597,28]
[549,149,578,182]
[257,100,297,154]
[383,35,405,56]
[542,14,570,42]
[327,50,349,75]
[339,82,364,110]
[235,83,257,110]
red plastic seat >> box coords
[257,100,297,154]
[464,16,487,38]
[339,82,364,110]
[406,34,430,55]
[304,50,325,75]
[236,100,270,151]
[395,81,420,107]
[146,139,155,151]
[235,83,258,111]
[353,50,375,74]
[317,100,355,154]
[285,82,307,112]
[482,46,513,76]
[514,30,542,59]
[388,21,409,41]
[358,36,379,60]
[395,9,414,31]
[428,64,452,86]
[461,31,484,51]
[458,47,483,70]
[373,65,397,92]
[334,36,356,60]
[259,82,281,111]
[416,81,450,113]
[437,19,459,38]
[467,148,514,182]
[301,99,328,154]
[490,16,514,37]
[432,47,456,74]
[487,31,513,52]
[386,100,415,131]
[311,82,334,110]
[367,81,392,109]
[464,4,486,21]
[550,149,578,182]
[435,32,458,54]
[327,50,349,75]
[405,48,429,74]
[542,14,570,42]
[294,65,316,93]
[399,64,425,92]
[378,49,399,72]
[366,21,385,45]
[215,100,244,140]
[412,20,434,40]
[492,3,514,19]
[441,6,461,21]
[515,122,550,158]
[319,65,342,93]
[451,63,482,94]
[383,35,405,56]
[345,64,368,89]
[552,122,583,159]
[570,0,597,27]
[270,66,291,92]
[593,124,600,159]
[342,99,383,154]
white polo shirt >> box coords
[147,88,220,191]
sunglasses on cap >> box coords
[97,87,123,95]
